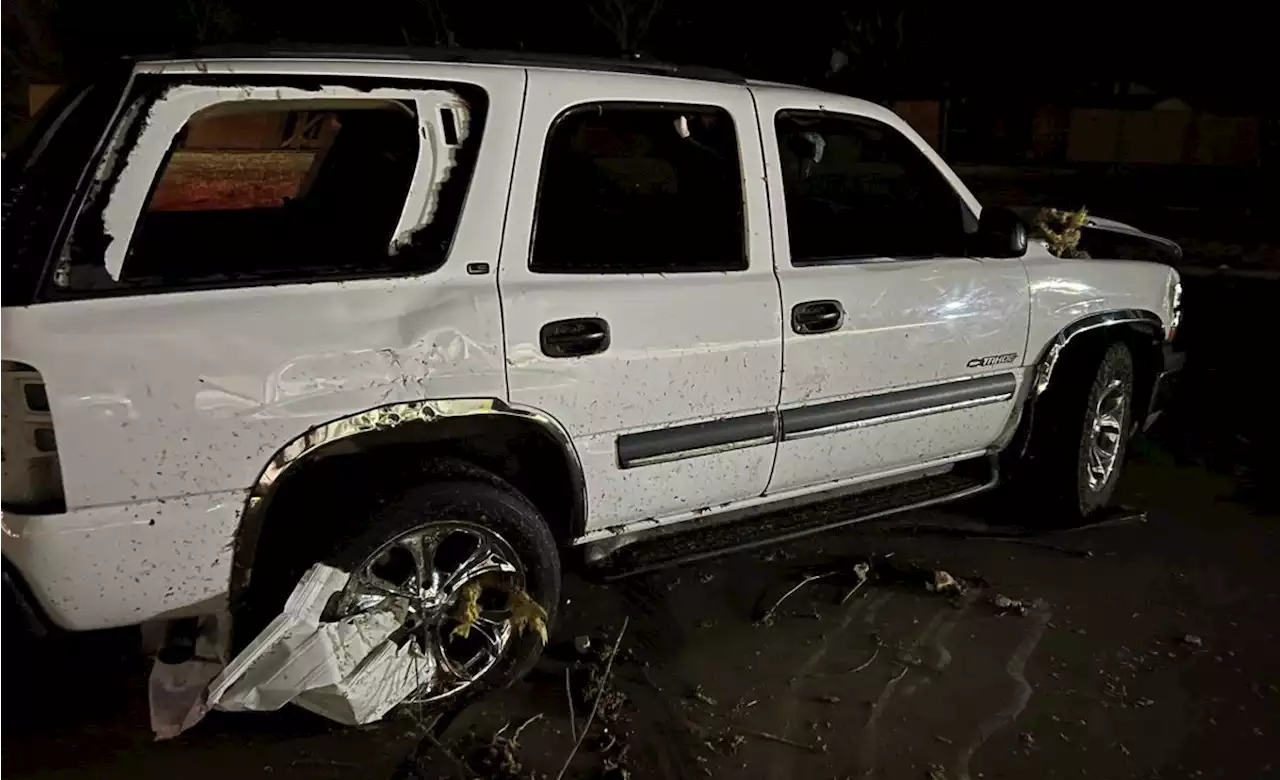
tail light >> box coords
[1,362,66,512]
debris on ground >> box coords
[927,763,949,780]
[992,594,1031,616]
[690,685,718,707]
[149,564,428,737]
[571,638,630,726]
[745,729,828,754]
[149,563,558,740]
[205,564,428,728]
[839,561,871,604]
[926,570,964,595]
[706,731,747,756]
[754,571,836,625]
[753,556,984,625]
[1179,633,1204,647]
[574,635,593,655]
[461,714,544,780]
[147,612,231,739]
[557,617,630,780]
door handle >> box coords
[791,300,844,335]
[540,317,611,357]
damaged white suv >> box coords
[3,48,1182,710]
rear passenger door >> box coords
[498,73,782,532]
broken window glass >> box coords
[55,81,484,295]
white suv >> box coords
[2,48,1182,705]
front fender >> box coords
[1023,248,1178,377]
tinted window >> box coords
[775,112,975,264]
[532,104,746,273]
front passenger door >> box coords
[758,95,1030,494]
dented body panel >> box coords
[2,60,526,629]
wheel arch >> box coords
[1031,309,1165,400]
[996,309,1165,457]
[228,397,586,609]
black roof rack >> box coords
[133,45,746,85]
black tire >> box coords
[240,460,560,710]
[1015,341,1136,524]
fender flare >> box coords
[1030,309,1165,397]
[992,308,1165,454]
[228,397,586,602]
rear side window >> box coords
[775,111,976,264]
[532,104,746,274]
[54,81,484,296]
[120,103,417,285]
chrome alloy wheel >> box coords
[1085,378,1127,491]
[336,521,525,703]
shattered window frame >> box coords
[42,74,489,301]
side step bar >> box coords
[588,458,997,580]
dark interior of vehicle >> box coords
[776,114,975,263]
[533,107,747,273]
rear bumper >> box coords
[1143,345,1186,431]
[0,490,245,631]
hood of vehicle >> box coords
[1011,207,1182,264]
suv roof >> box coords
[132,45,747,85]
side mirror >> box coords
[970,207,1028,258]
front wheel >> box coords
[1014,341,1136,524]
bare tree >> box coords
[587,0,663,56]
[2,0,62,132]
[181,0,238,45]
[402,0,458,48]
[833,9,909,76]
[0,0,60,81]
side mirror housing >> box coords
[970,207,1028,258]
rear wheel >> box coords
[1015,341,1135,523]
[242,461,560,710]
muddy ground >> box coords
[5,263,1277,778]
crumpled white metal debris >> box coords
[150,563,429,739]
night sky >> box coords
[4,1,1273,113]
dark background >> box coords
[4,1,1275,124]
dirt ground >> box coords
[5,271,1277,779]
[5,458,1276,780]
